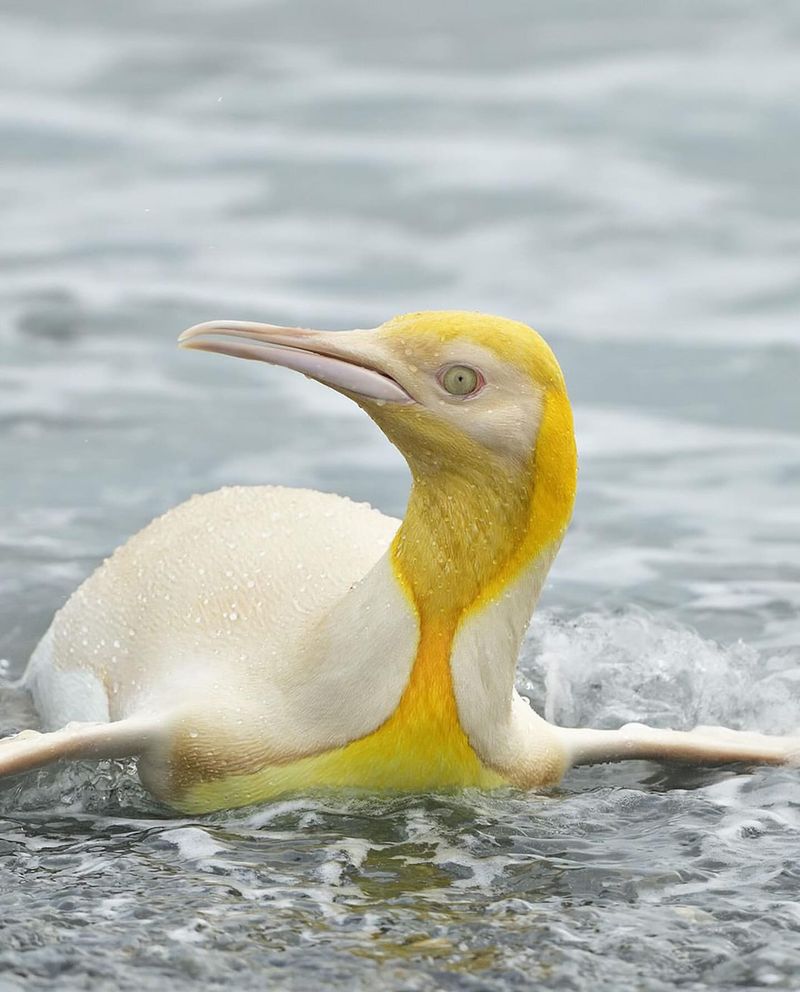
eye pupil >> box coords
[441,365,480,396]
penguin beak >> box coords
[178,320,412,404]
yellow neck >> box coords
[388,383,577,743]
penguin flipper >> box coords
[558,723,800,770]
[0,717,158,780]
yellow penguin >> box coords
[1,311,797,813]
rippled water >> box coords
[1,1,799,988]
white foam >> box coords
[523,609,800,735]
[160,826,226,861]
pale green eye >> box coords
[440,365,481,396]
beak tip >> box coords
[178,323,210,346]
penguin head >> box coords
[180,309,574,487]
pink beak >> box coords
[178,320,412,404]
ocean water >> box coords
[1,1,799,989]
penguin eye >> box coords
[438,364,483,397]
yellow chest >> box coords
[170,620,503,814]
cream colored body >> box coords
[23,482,567,806]
[25,487,421,792]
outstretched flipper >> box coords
[0,717,158,780]
[558,723,800,770]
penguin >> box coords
[2,311,797,812]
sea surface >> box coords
[1,1,799,989]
